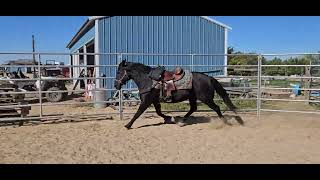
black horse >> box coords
[115,60,243,129]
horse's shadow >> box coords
[174,116,212,125]
[136,115,244,129]
[136,122,166,129]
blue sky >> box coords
[0,16,87,52]
[0,16,87,63]
[214,16,320,54]
[0,16,319,63]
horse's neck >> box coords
[131,71,152,90]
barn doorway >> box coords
[86,40,95,87]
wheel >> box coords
[46,87,64,102]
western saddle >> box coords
[148,66,185,102]
[162,67,185,82]
[149,66,186,102]
[163,67,185,102]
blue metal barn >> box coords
[67,16,231,98]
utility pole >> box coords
[32,35,36,77]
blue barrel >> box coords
[292,84,301,95]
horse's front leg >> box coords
[124,99,152,129]
[153,101,174,124]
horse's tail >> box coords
[211,78,237,113]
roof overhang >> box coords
[66,19,95,49]
[88,16,108,21]
[200,16,232,30]
[66,16,113,49]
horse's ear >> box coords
[120,59,127,67]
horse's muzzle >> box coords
[114,80,122,90]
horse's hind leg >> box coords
[153,101,174,124]
[184,96,197,119]
[204,100,231,125]
[177,97,197,127]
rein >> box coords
[117,70,128,84]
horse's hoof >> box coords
[220,117,232,126]
[177,121,186,127]
[171,117,175,123]
[124,125,132,130]
[164,120,175,124]
[164,117,175,124]
[234,116,245,126]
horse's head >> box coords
[114,59,131,90]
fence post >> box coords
[305,60,311,105]
[119,89,123,120]
[93,53,98,107]
[38,54,43,118]
[118,53,123,120]
[257,55,262,121]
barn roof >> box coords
[66,16,231,49]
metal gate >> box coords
[0,52,319,125]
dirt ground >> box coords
[1,109,320,164]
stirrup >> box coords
[163,96,173,102]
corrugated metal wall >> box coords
[98,16,226,97]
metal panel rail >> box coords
[0,52,319,124]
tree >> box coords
[226,47,320,76]
[227,47,235,54]
[227,47,260,75]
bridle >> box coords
[116,69,128,85]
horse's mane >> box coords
[127,62,152,74]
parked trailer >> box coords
[217,77,255,98]
[0,80,31,126]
